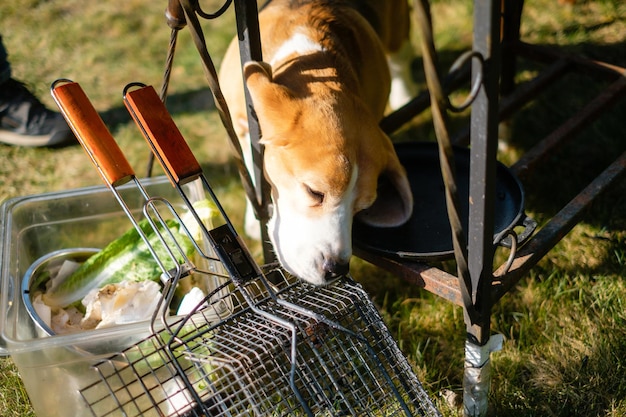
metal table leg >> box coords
[462,1,502,415]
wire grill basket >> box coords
[80,269,440,417]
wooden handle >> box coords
[124,84,203,186]
[51,80,135,186]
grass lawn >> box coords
[1,0,625,416]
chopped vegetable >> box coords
[179,198,220,241]
[177,287,208,316]
[81,280,162,330]
[43,218,195,309]
[33,198,222,335]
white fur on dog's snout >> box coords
[268,200,353,286]
[265,163,358,286]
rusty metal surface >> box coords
[515,41,626,80]
[353,247,464,307]
[453,58,571,147]
[356,149,626,312]
[356,149,626,322]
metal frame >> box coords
[231,0,626,415]
[232,0,276,264]
[358,1,626,415]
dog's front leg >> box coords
[244,197,262,240]
[387,40,418,110]
[236,129,264,240]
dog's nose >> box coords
[322,258,350,279]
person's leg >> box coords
[0,36,11,85]
[0,35,75,147]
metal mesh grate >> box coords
[80,269,440,417]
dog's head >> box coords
[244,61,413,285]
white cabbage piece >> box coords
[32,294,51,329]
[51,306,84,334]
[45,260,81,294]
[81,280,162,330]
[44,280,163,334]
[176,286,207,316]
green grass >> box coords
[1,0,625,416]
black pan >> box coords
[353,142,535,261]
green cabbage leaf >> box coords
[43,218,195,309]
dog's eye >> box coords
[304,184,325,205]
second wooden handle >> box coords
[124,84,203,186]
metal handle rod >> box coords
[413,0,477,323]
[124,83,265,287]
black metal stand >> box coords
[357,1,626,415]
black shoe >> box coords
[0,78,76,147]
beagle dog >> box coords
[219,0,415,285]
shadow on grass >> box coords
[99,86,216,132]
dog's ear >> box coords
[356,149,413,228]
[243,60,273,80]
[244,61,295,143]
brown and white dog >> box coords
[219,0,415,285]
